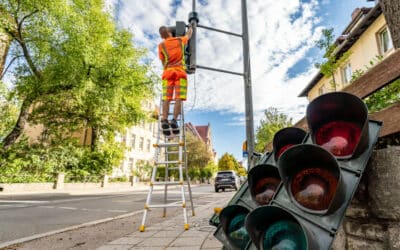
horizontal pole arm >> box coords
[197,24,243,37]
[196,65,244,76]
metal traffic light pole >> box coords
[190,0,256,169]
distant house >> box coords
[186,122,217,162]
[299,4,395,100]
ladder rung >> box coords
[166,151,179,154]
[156,161,181,165]
[147,203,183,208]
[151,181,183,186]
[154,142,184,147]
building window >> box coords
[318,85,325,95]
[131,134,136,149]
[378,27,393,55]
[146,139,151,152]
[139,137,144,150]
[341,63,352,85]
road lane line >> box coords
[0,210,143,249]
[0,200,48,204]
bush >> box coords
[109,176,128,182]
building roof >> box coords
[298,4,382,97]
[195,125,210,144]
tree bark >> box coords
[380,0,400,49]
[2,98,31,149]
[90,126,98,151]
[0,30,12,77]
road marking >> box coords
[0,210,143,249]
[58,206,78,210]
[0,204,29,208]
[39,206,55,209]
[0,200,48,204]
[106,209,128,213]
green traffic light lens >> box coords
[263,220,307,250]
[291,168,338,211]
[254,177,281,205]
[228,214,249,249]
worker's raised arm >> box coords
[187,25,193,39]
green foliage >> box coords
[186,132,212,171]
[218,153,240,171]
[237,166,247,176]
[0,138,124,183]
[109,176,128,182]
[255,107,292,152]
[365,79,400,112]
[315,28,352,89]
[0,81,19,140]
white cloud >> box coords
[117,0,323,122]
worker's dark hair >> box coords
[159,26,170,39]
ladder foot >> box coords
[184,223,189,230]
[139,225,145,232]
[163,212,167,217]
[192,212,196,216]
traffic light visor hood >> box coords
[306,92,369,159]
[248,164,281,206]
[278,144,345,214]
[246,206,309,250]
[273,127,307,161]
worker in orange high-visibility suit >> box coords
[158,25,193,136]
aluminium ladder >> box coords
[139,99,195,232]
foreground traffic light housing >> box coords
[246,206,310,250]
[273,127,307,161]
[219,205,250,249]
[248,164,281,206]
[210,92,382,250]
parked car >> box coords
[214,170,240,192]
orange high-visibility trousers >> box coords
[162,68,187,101]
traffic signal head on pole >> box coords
[219,205,250,250]
[248,164,281,206]
[306,92,369,159]
[168,21,186,37]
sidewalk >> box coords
[97,194,228,250]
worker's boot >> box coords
[170,119,179,134]
[161,119,171,136]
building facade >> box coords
[299,5,395,100]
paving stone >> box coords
[180,230,209,238]
[96,245,133,250]
[202,238,223,248]
[151,230,182,238]
[166,247,200,250]
[130,230,158,238]
[130,247,164,250]
[108,237,143,245]
[136,237,176,247]
[170,237,205,247]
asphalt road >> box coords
[0,184,230,246]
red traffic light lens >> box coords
[315,121,361,157]
[263,220,307,250]
[291,168,338,211]
[277,144,294,158]
[253,177,281,205]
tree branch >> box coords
[0,55,24,80]
[18,10,38,33]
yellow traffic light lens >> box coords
[263,220,307,250]
[253,177,281,205]
[315,121,361,157]
[291,168,338,211]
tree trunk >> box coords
[380,0,400,49]
[0,30,12,77]
[90,126,98,151]
[2,98,31,149]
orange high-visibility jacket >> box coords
[158,35,189,70]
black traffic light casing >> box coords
[273,127,307,161]
[210,92,381,250]
[168,21,186,37]
[219,205,251,250]
[248,164,281,206]
[185,12,199,74]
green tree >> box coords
[186,132,212,170]
[255,107,292,152]
[0,81,18,139]
[0,0,154,149]
[218,153,239,171]
[315,28,351,90]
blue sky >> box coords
[110,0,375,161]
